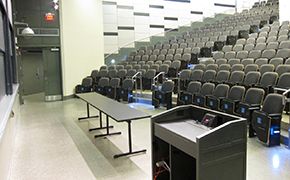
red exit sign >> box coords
[45,13,55,22]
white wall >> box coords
[102,0,238,54]
[59,0,104,97]
[279,0,290,23]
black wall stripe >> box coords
[191,11,203,15]
[164,17,178,21]
[214,3,236,8]
[149,5,164,9]
[134,12,150,16]
[150,25,165,28]
[165,0,191,3]
[102,1,117,5]
[118,26,135,30]
[165,28,178,32]
[104,32,118,36]
[117,5,134,9]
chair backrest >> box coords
[122,79,134,90]
[219,64,231,71]
[206,64,218,71]
[170,60,181,69]
[159,64,169,73]
[202,70,216,82]
[200,83,215,96]
[255,58,268,67]
[213,84,230,98]
[99,69,108,77]
[215,58,227,66]
[179,70,191,80]
[244,64,258,74]
[190,69,204,81]
[228,71,245,84]
[225,51,236,59]
[127,69,137,77]
[266,42,278,50]
[215,70,230,83]
[145,69,156,79]
[262,94,285,114]
[98,77,109,87]
[243,71,261,86]
[269,57,284,68]
[244,88,264,105]
[228,58,241,66]
[186,81,202,94]
[277,73,290,89]
[244,44,255,51]
[261,49,276,59]
[233,44,244,52]
[279,40,290,49]
[241,58,254,66]
[231,64,244,72]
[108,69,118,78]
[248,50,262,59]
[227,86,245,101]
[194,64,206,71]
[275,65,290,76]
[213,52,224,59]
[259,64,274,75]
[82,77,93,87]
[109,78,120,88]
[236,51,249,59]
[260,72,278,87]
[276,49,290,59]
[161,81,175,92]
[90,70,98,79]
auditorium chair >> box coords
[193,83,215,107]
[152,81,175,110]
[106,78,120,100]
[177,81,201,105]
[142,69,156,90]
[220,86,246,114]
[252,93,285,146]
[75,77,93,94]
[117,79,134,103]
[206,84,230,110]
[236,88,265,137]
[95,77,109,95]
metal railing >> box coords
[131,72,143,99]
[152,72,165,90]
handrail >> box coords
[153,72,165,81]
[104,22,192,59]
[132,72,141,79]
[282,88,290,96]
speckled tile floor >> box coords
[8,93,290,180]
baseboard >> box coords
[63,94,76,101]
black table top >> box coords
[76,92,151,122]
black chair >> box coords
[142,69,156,90]
[176,69,191,92]
[251,94,285,146]
[255,72,278,95]
[236,88,265,137]
[220,86,245,114]
[75,77,93,93]
[214,70,230,84]
[152,81,175,110]
[273,73,290,114]
[193,83,215,107]
[117,79,134,103]
[241,72,261,89]
[106,78,120,100]
[201,70,216,83]
[95,77,109,95]
[206,84,230,110]
[226,71,245,86]
[177,81,201,105]
[168,60,181,78]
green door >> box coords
[43,48,62,101]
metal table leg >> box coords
[114,120,146,158]
[95,115,121,138]
[89,111,113,131]
[78,103,99,120]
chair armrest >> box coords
[268,113,282,119]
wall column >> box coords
[59,0,104,97]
